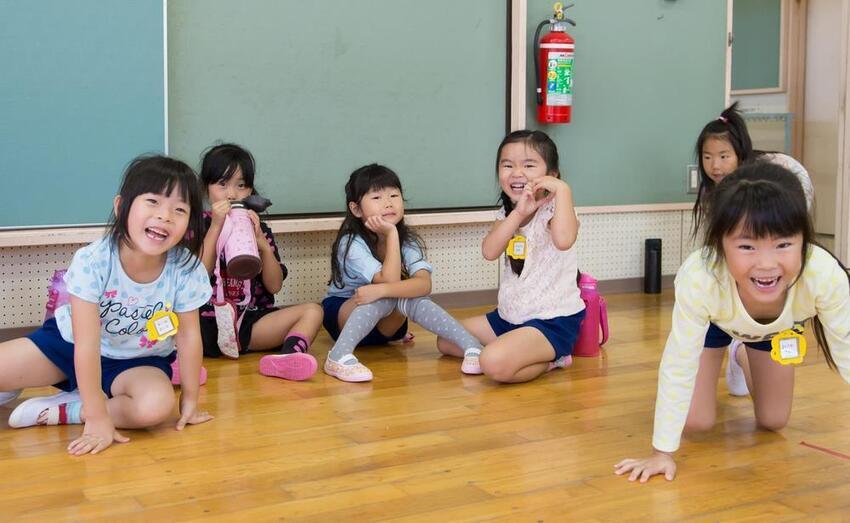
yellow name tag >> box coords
[506,235,527,260]
[146,309,179,342]
[770,327,806,365]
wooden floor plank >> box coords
[1,290,849,521]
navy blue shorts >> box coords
[26,318,176,397]
[485,308,586,361]
[321,296,408,346]
[704,323,772,351]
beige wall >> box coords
[804,0,843,236]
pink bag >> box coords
[573,273,609,357]
[44,269,69,321]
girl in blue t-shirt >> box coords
[322,164,482,382]
[0,156,213,455]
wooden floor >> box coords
[2,290,850,522]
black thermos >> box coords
[644,238,662,294]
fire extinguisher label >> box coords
[546,51,574,106]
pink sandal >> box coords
[259,353,318,381]
[461,349,483,375]
[323,355,373,382]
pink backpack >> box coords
[44,269,69,321]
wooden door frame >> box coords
[835,0,850,262]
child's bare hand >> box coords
[364,215,396,236]
[210,200,232,228]
[176,402,214,431]
[353,284,385,305]
[514,184,550,217]
[531,177,567,200]
[614,451,677,483]
[68,416,129,456]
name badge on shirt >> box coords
[146,304,179,342]
[506,235,527,260]
[770,326,806,365]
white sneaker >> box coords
[726,341,749,396]
[8,390,81,428]
[0,389,22,406]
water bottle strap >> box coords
[598,296,609,345]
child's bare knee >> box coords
[306,303,324,320]
[755,412,789,432]
[684,415,715,433]
[479,352,514,382]
[133,391,175,427]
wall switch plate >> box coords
[687,164,699,194]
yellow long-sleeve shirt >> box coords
[653,245,850,452]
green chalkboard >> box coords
[168,0,508,215]
[732,0,783,91]
[526,0,727,206]
[0,0,165,228]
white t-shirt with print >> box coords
[54,238,212,360]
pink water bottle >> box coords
[573,273,609,357]
[218,203,261,280]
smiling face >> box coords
[350,185,404,225]
[117,189,191,257]
[207,166,253,204]
[497,142,552,203]
[721,221,803,314]
[702,136,740,185]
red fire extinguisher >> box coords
[534,2,576,124]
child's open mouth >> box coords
[510,182,526,193]
[751,276,780,289]
[145,227,169,242]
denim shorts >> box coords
[704,323,772,351]
[485,308,586,360]
[321,296,408,346]
[26,318,175,397]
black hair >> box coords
[199,143,258,195]
[495,129,561,275]
[704,162,847,371]
[329,164,425,289]
[692,102,761,236]
[107,155,204,268]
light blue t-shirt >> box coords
[54,238,212,359]
[325,234,432,298]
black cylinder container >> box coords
[644,238,662,294]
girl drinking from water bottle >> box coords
[198,143,323,381]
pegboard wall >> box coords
[573,211,684,280]
[0,210,694,329]
[0,243,84,329]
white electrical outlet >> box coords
[686,164,699,194]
